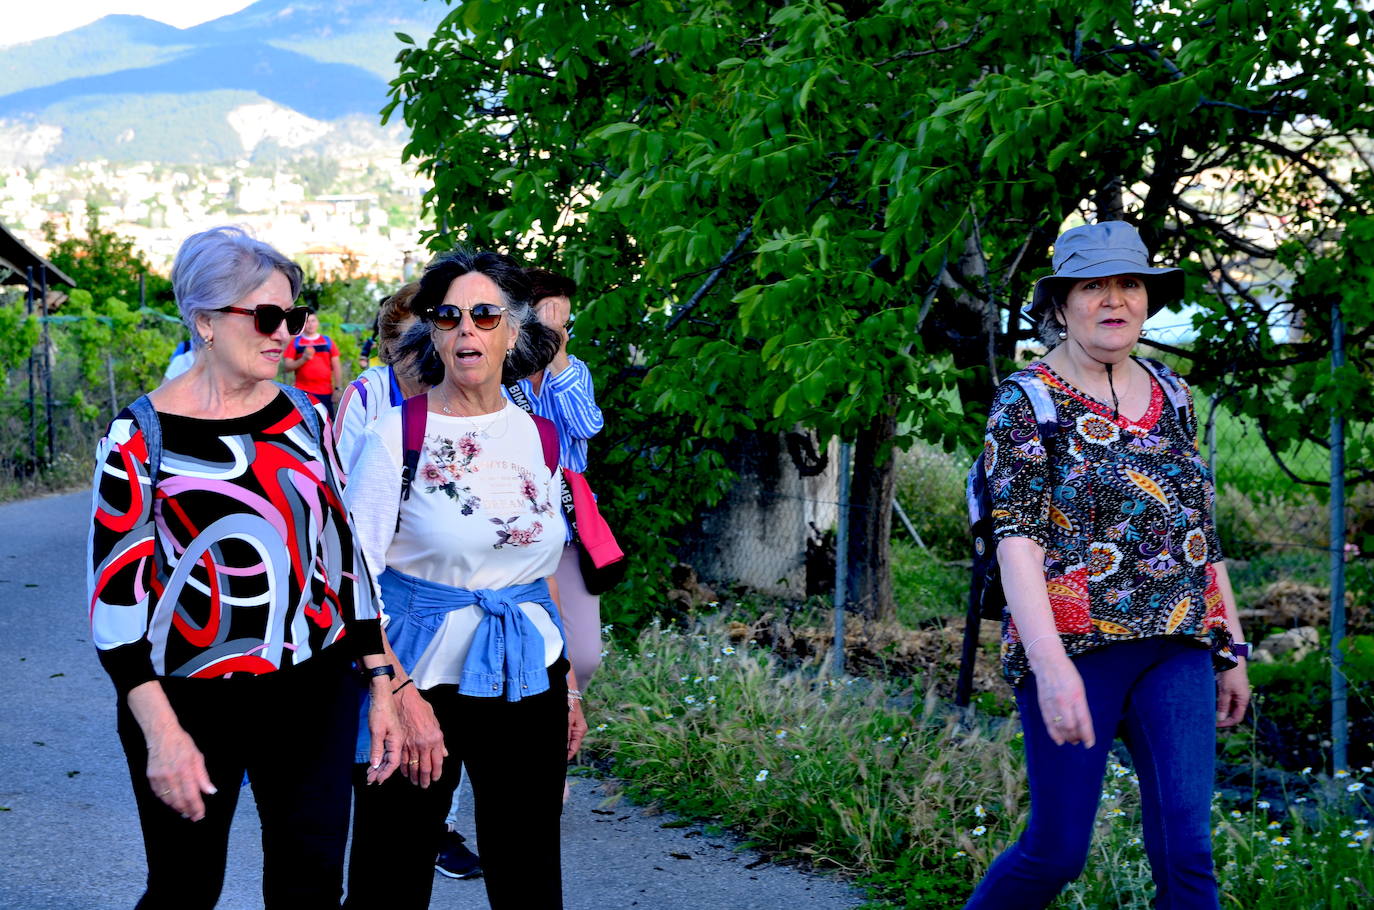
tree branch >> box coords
[1242,133,1367,212]
[663,215,758,332]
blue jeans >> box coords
[965,636,1220,910]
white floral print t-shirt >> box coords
[345,400,565,688]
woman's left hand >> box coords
[1216,660,1251,728]
[567,697,588,760]
[365,684,403,784]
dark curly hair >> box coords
[395,248,560,387]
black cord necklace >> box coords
[1070,337,1126,421]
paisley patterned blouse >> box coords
[984,359,1237,686]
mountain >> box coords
[0,0,449,165]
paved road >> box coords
[0,491,863,909]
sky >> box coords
[1,1,256,47]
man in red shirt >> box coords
[283,311,344,417]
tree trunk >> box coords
[845,397,898,621]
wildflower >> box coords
[707,675,719,682]
[799,723,808,730]
[661,712,674,719]
[974,805,987,819]
[971,826,987,837]
[708,601,720,607]
[879,735,893,743]
[953,850,967,858]
[1128,836,1142,846]
[721,646,736,655]
[1341,829,1353,838]
[1356,830,1370,842]
[1267,821,1281,830]
[1274,863,1288,870]
[1230,810,1243,819]
[684,696,697,705]
[792,754,799,759]
[1358,819,1370,826]
[595,723,608,732]
[599,648,608,658]
[1107,808,1126,818]
[1257,800,1271,809]
[775,729,788,739]
[755,769,769,782]
[1271,836,1291,846]
[1294,797,1309,804]
[645,651,656,659]
[679,675,689,682]
[693,676,703,683]
[1335,769,1351,779]
[1364,766,1373,774]
[1301,766,1312,775]
[706,695,716,704]
[1347,841,1361,849]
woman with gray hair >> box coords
[87,225,402,908]
[964,221,1250,908]
[342,249,582,910]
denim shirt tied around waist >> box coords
[355,567,565,762]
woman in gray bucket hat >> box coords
[964,221,1251,909]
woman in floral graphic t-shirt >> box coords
[343,250,583,910]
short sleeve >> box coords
[985,381,1052,548]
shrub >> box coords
[588,616,1374,908]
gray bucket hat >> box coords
[1025,220,1183,321]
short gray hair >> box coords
[170,225,303,348]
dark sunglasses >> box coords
[218,304,310,336]
[430,303,507,331]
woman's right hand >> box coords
[144,723,216,820]
[397,684,447,788]
[1031,651,1096,748]
[126,681,217,821]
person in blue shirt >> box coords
[503,270,605,693]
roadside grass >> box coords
[587,616,1374,909]
[0,452,90,504]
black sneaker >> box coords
[435,830,483,880]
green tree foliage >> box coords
[386,0,1374,620]
[43,211,174,313]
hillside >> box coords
[0,0,450,165]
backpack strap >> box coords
[347,377,369,411]
[126,395,162,487]
[276,383,323,446]
[386,365,404,407]
[531,414,559,475]
[1135,357,1193,439]
[1006,368,1060,441]
[397,393,428,532]
[505,381,535,415]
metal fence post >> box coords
[1330,299,1348,772]
[833,441,852,677]
[41,268,54,465]
[25,267,37,469]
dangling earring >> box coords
[204,336,214,350]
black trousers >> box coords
[346,659,568,910]
[116,647,362,910]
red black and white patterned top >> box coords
[984,360,1235,686]
[87,392,383,694]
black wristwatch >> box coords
[363,663,396,681]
